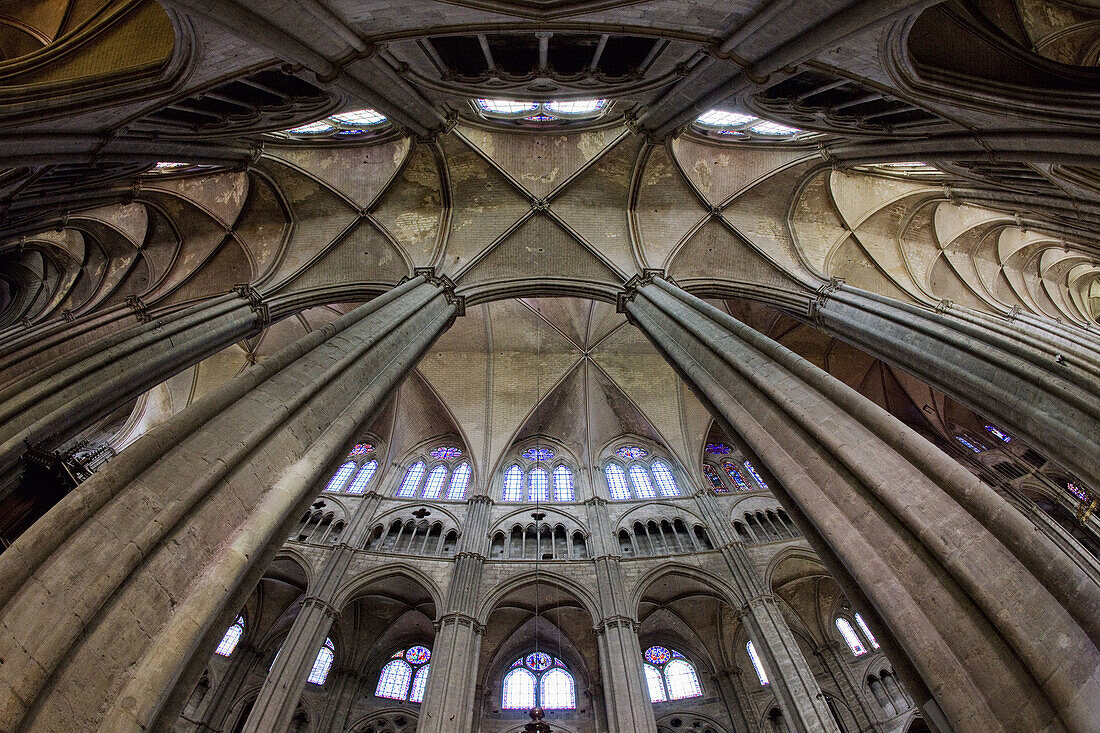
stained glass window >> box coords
[502,668,537,709]
[546,99,605,114]
[376,659,413,699]
[526,652,552,671]
[615,446,649,460]
[644,646,702,703]
[703,464,727,493]
[742,461,769,489]
[644,664,666,703]
[749,120,801,135]
[523,447,555,461]
[665,659,702,699]
[376,647,431,702]
[307,638,335,685]
[397,461,426,497]
[705,442,731,455]
[430,446,463,460]
[283,109,387,138]
[345,460,377,494]
[409,663,430,703]
[747,641,769,685]
[1067,482,1089,501]
[214,616,244,656]
[540,668,576,709]
[505,655,576,710]
[476,99,607,124]
[629,464,657,499]
[984,425,1011,443]
[651,461,680,497]
[349,443,374,456]
[694,110,806,139]
[447,462,471,500]
[722,461,751,491]
[854,613,880,649]
[325,462,356,492]
[553,465,575,502]
[955,435,985,453]
[478,99,539,114]
[836,618,867,656]
[502,465,524,502]
[529,467,549,502]
[696,110,757,127]
[606,464,630,500]
[422,465,449,499]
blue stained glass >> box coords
[406,646,431,663]
[553,465,575,502]
[325,462,356,492]
[665,658,702,699]
[615,446,649,460]
[955,435,985,453]
[502,668,536,709]
[651,460,680,497]
[526,652,552,671]
[706,442,731,454]
[742,461,769,489]
[540,667,576,709]
[703,464,728,493]
[376,659,412,699]
[629,464,657,499]
[605,464,630,500]
[430,446,463,460]
[214,617,244,656]
[644,646,671,664]
[1067,482,1089,501]
[345,460,377,494]
[307,638,335,685]
[447,462,471,500]
[984,425,1012,443]
[409,663,429,703]
[397,461,425,497]
[722,461,751,491]
[523,447,555,461]
[645,664,666,702]
[349,443,374,455]
[528,467,549,502]
[502,465,524,502]
[421,465,448,499]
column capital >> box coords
[232,283,271,331]
[435,612,485,635]
[301,595,341,620]
[407,267,465,317]
[453,550,486,562]
[617,269,678,313]
[593,614,639,635]
[808,277,845,326]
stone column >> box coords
[714,666,757,733]
[806,282,1100,492]
[314,667,359,733]
[419,493,492,733]
[813,642,877,732]
[242,545,355,732]
[0,276,460,732]
[623,275,1100,732]
[695,487,837,732]
[593,557,657,733]
[195,643,263,733]
[0,287,268,491]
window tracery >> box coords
[643,646,703,702]
[475,99,608,126]
[325,442,381,494]
[694,109,809,140]
[376,646,432,702]
[500,445,577,503]
[395,446,471,501]
[502,654,576,710]
[603,446,684,500]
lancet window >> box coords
[214,616,244,656]
[500,445,577,503]
[307,638,335,685]
[502,653,576,710]
[395,445,471,501]
[324,442,380,494]
[375,646,431,702]
[603,445,683,500]
[747,641,769,685]
[642,646,703,702]
[836,614,879,656]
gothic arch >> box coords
[630,563,746,613]
[476,570,602,626]
[332,564,443,616]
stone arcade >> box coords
[0,0,1098,731]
